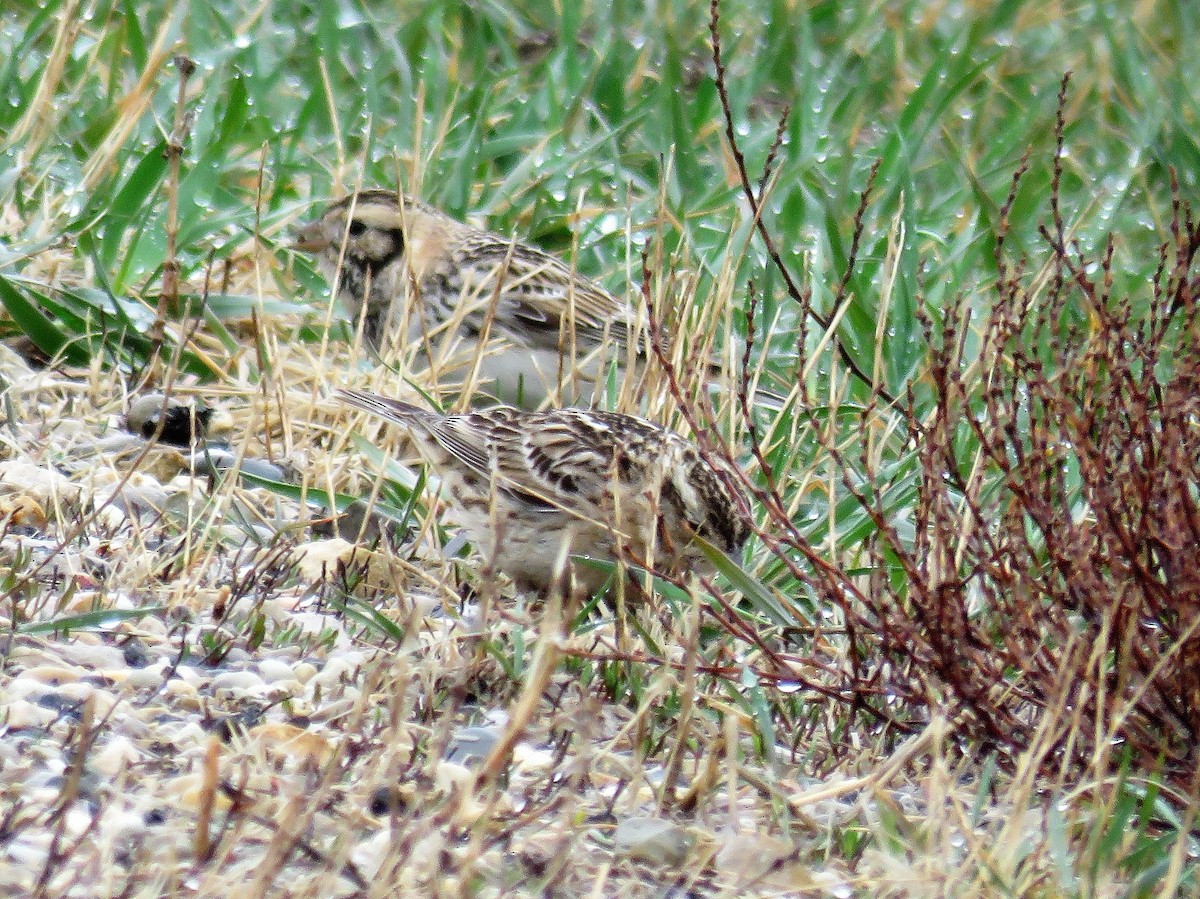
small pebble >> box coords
[122,665,167,691]
[53,640,128,671]
[612,817,695,867]
[210,669,267,696]
[20,665,84,686]
[445,726,501,767]
[4,699,58,729]
[256,658,296,684]
[93,735,143,777]
[292,662,318,683]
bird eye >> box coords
[348,221,367,237]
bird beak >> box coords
[292,221,330,252]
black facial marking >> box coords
[341,264,367,301]
[364,227,407,277]
[365,254,388,277]
[616,452,635,480]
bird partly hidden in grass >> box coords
[336,387,751,599]
[296,190,785,410]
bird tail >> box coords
[336,388,430,426]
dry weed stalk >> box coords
[700,54,1200,785]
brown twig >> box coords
[708,0,894,406]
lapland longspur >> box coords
[296,191,646,407]
[336,388,751,596]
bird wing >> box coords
[456,239,639,355]
[423,411,501,482]
[514,411,617,503]
[435,409,620,514]
[409,407,575,513]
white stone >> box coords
[209,669,267,695]
[93,735,142,776]
[122,665,168,691]
[50,640,128,671]
[256,658,297,684]
[2,699,57,729]
[0,460,80,506]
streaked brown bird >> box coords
[336,387,751,596]
[296,191,646,408]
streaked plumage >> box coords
[296,191,645,407]
[336,388,750,596]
